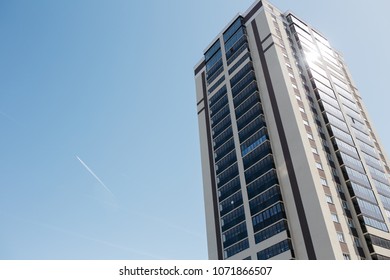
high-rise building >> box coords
[194,0,390,260]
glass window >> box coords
[212,116,231,139]
[206,49,222,72]
[209,85,227,107]
[233,81,258,108]
[249,186,282,216]
[219,191,243,216]
[354,237,361,248]
[230,62,253,88]
[231,71,256,97]
[217,163,239,188]
[225,28,247,61]
[235,93,261,120]
[247,170,279,200]
[213,127,234,154]
[229,53,251,75]
[254,220,288,244]
[363,216,388,232]
[244,155,275,184]
[337,232,345,242]
[373,179,390,197]
[222,222,248,248]
[215,150,236,175]
[316,162,323,170]
[369,235,390,250]
[242,139,271,170]
[252,203,285,233]
[350,182,376,204]
[223,17,244,42]
[343,253,351,260]
[337,184,344,193]
[224,238,249,258]
[205,40,221,61]
[339,151,364,172]
[218,176,241,201]
[227,43,249,65]
[325,194,333,203]
[331,213,339,223]
[288,15,310,33]
[257,239,291,260]
[356,198,384,221]
[221,206,246,232]
[208,75,225,95]
[241,128,268,156]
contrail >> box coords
[76,155,114,196]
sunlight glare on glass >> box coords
[304,50,320,65]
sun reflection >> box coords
[304,50,320,65]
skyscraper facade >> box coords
[194,0,390,260]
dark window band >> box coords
[244,0,263,22]
[198,107,205,115]
[263,42,274,53]
[195,61,206,76]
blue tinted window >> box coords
[221,206,245,231]
[223,17,244,42]
[206,49,222,71]
[218,176,241,201]
[225,27,246,52]
[257,239,291,260]
[241,132,268,157]
[205,40,221,61]
[252,203,285,232]
[223,222,248,248]
[215,150,236,175]
[247,169,278,199]
[255,220,288,244]
[249,186,282,216]
[224,238,249,258]
[217,163,239,188]
[220,191,243,216]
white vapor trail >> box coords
[76,155,114,196]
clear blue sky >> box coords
[0,0,389,259]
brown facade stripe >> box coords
[251,19,317,260]
[261,33,272,44]
[318,169,326,178]
[197,98,204,106]
[263,42,274,53]
[201,71,223,259]
[244,0,263,23]
[334,222,343,232]
[323,186,331,196]
[195,60,206,76]
[328,203,337,213]
[197,107,205,115]
[340,242,350,254]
